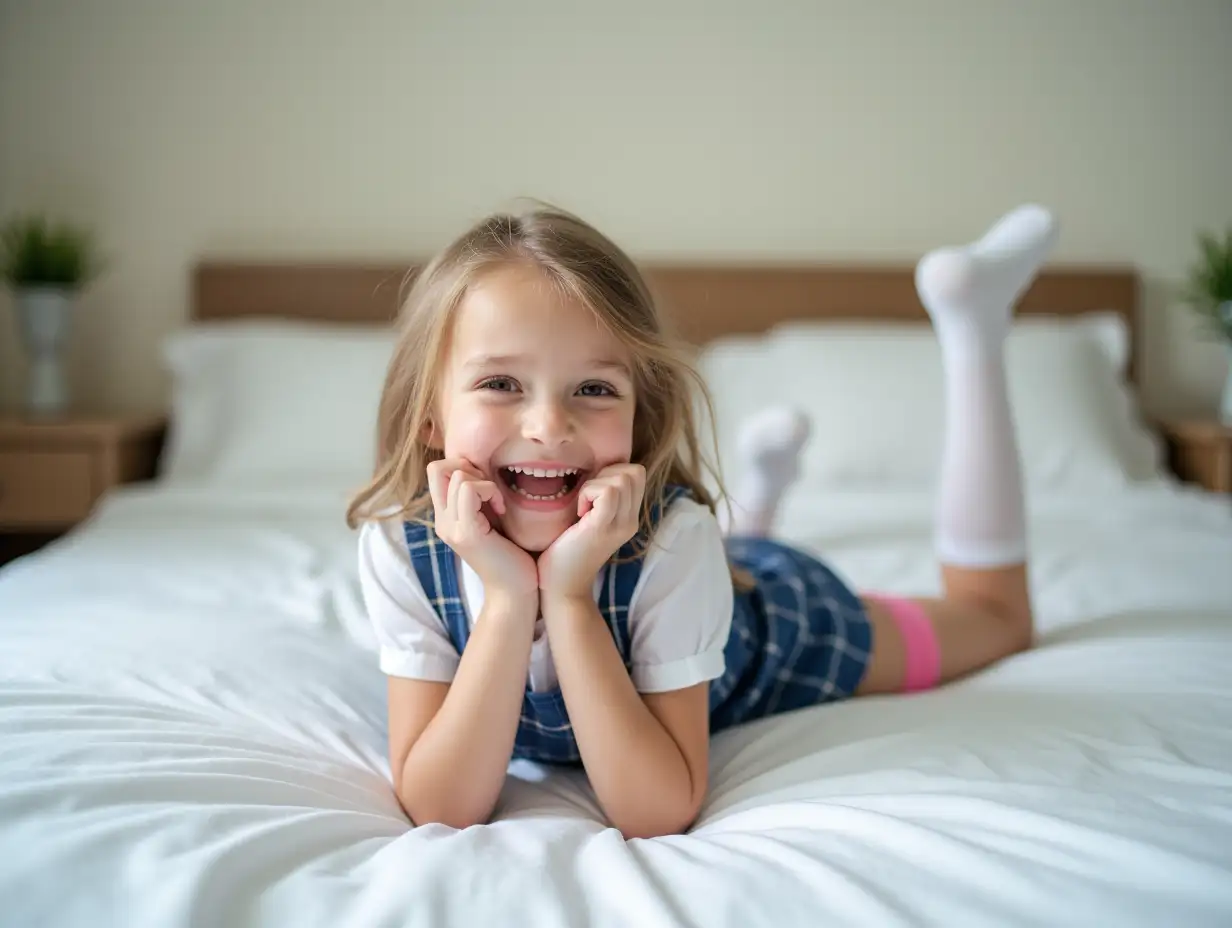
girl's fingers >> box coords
[630,466,646,503]
[428,459,482,514]
[592,486,618,527]
[584,480,621,526]
[458,480,482,512]
[469,480,501,508]
[620,467,646,534]
[457,481,491,535]
[447,469,465,520]
[579,465,645,521]
[484,483,506,515]
[426,460,452,517]
[466,481,504,523]
[616,472,636,526]
[577,479,609,519]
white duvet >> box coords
[1,478,1230,928]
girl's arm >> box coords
[388,590,538,829]
[387,459,543,829]
[537,465,722,839]
[541,594,710,839]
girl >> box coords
[350,202,1057,839]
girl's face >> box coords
[430,264,637,553]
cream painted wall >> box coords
[1,0,1230,419]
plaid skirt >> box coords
[709,536,872,732]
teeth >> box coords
[504,466,579,477]
[499,465,580,502]
[511,484,570,501]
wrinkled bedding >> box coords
[1,479,1230,927]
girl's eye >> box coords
[479,377,518,393]
[578,381,617,398]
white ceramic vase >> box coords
[1222,302,1232,427]
[14,286,75,418]
[1222,343,1232,427]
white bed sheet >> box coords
[1,478,1230,928]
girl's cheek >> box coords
[470,419,498,455]
[593,408,636,464]
[459,405,508,459]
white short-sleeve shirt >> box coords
[357,498,733,694]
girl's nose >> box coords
[523,400,572,446]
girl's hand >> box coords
[427,459,539,602]
[538,464,646,601]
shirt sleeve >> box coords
[356,517,460,682]
[627,499,733,693]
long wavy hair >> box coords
[346,203,733,568]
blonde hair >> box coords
[346,203,730,565]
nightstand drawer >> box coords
[1160,419,1232,495]
[0,451,97,528]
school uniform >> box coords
[359,487,872,764]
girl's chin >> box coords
[495,511,576,553]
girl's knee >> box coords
[963,593,1033,661]
[1000,603,1034,654]
[940,564,1033,641]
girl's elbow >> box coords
[613,796,703,840]
[615,813,694,841]
[407,807,488,832]
[396,786,492,831]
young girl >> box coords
[350,202,1057,839]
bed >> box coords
[2,258,1231,928]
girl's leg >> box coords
[719,406,810,537]
[857,205,1059,695]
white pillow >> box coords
[698,313,1164,492]
[161,320,397,490]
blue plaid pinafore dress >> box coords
[402,486,872,765]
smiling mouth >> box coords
[499,465,584,501]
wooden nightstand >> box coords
[0,412,166,565]
[1159,419,1232,494]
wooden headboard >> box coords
[193,261,1142,381]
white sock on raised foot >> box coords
[721,406,811,538]
[915,204,1059,568]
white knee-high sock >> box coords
[915,205,1059,568]
[721,406,811,537]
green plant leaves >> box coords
[0,214,104,288]
[1181,225,1232,342]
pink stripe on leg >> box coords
[868,595,942,692]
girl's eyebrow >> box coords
[591,359,632,378]
[463,354,631,378]
[464,354,524,372]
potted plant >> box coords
[1180,225,1232,425]
[0,213,103,417]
